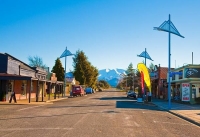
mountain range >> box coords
[98,68,126,87]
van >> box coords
[85,87,93,94]
[72,85,85,96]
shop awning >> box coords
[0,73,32,80]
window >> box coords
[179,70,183,79]
[21,80,27,95]
[7,81,13,92]
[172,75,175,80]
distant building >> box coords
[151,64,200,104]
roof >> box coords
[159,67,174,79]
[5,53,35,72]
[65,72,74,78]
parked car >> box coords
[85,87,93,94]
[127,91,137,98]
[72,85,85,96]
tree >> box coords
[125,63,135,90]
[51,58,64,81]
[28,55,47,69]
[149,63,155,72]
[72,50,99,88]
[98,80,110,89]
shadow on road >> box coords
[116,101,161,111]
[92,97,133,100]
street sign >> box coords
[169,72,182,77]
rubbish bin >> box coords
[148,96,151,102]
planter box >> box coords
[2,98,6,102]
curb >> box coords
[152,102,200,127]
[0,97,68,105]
[47,97,68,102]
[168,110,200,127]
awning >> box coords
[0,73,32,80]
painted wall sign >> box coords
[182,83,190,101]
[184,68,200,78]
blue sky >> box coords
[1,0,200,72]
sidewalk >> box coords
[152,98,200,126]
[0,94,70,105]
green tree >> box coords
[28,55,47,69]
[72,50,99,88]
[98,80,110,89]
[51,58,64,81]
[125,63,135,90]
[149,63,155,72]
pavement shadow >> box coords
[92,96,134,100]
[116,101,162,111]
[152,98,200,110]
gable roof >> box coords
[5,53,35,72]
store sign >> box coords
[184,68,200,78]
[182,83,190,101]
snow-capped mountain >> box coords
[98,68,126,87]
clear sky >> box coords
[1,0,200,72]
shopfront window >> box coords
[7,80,13,93]
[21,80,27,95]
[174,84,180,101]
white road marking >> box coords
[153,120,190,125]
[134,122,140,127]
[17,105,45,111]
[0,128,73,131]
[125,116,129,120]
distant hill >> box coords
[98,68,126,87]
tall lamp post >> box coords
[137,48,153,66]
[154,14,184,109]
[60,47,74,97]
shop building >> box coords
[170,64,200,104]
[150,65,169,99]
[0,53,64,102]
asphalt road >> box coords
[0,90,200,137]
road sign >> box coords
[169,72,182,77]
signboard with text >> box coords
[184,68,200,78]
[182,83,190,101]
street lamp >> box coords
[137,48,153,66]
[60,47,74,97]
[154,14,184,109]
